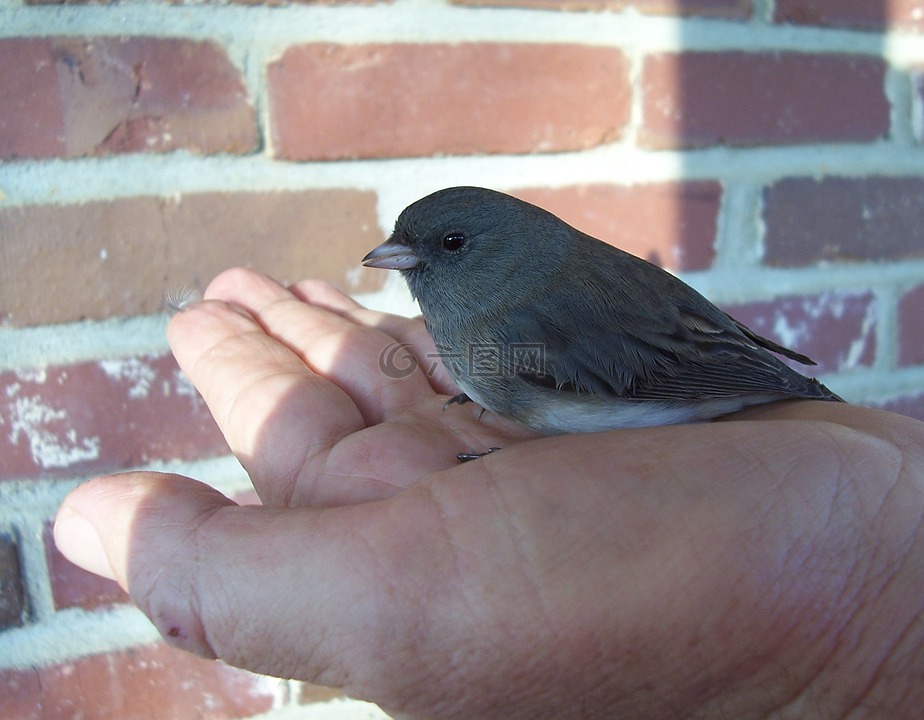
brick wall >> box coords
[2,1,923,718]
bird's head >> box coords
[362,187,567,314]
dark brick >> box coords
[724,291,876,374]
[44,522,128,610]
[0,534,26,629]
[640,52,889,149]
[451,0,752,18]
[0,643,277,720]
[0,190,384,327]
[899,285,924,367]
[268,43,630,159]
[0,37,256,160]
[774,0,923,32]
[762,177,924,267]
[511,182,720,271]
[0,354,227,481]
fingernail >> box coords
[54,506,117,581]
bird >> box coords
[362,186,843,440]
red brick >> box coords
[875,391,924,422]
[0,535,25,629]
[640,52,889,149]
[762,177,924,267]
[451,0,752,17]
[0,354,227,481]
[511,182,720,272]
[0,190,384,327]
[899,285,924,367]
[44,521,129,610]
[268,43,630,160]
[774,0,924,33]
[0,39,67,159]
[0,37,256,160]
[0,643,278,720]
[0,667,39,720]
[724,291,876,374]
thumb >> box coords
[53,472,412,685]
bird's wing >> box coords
[501,296,833,402]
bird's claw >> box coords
[442,393,472,411]
[457,447,502,463]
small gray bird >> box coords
[363,186,842,437]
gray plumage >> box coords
[363,186,842,435]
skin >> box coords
[55,268,924,720]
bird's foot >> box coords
[457,447,502,463]
[443,394,488,423]
[442,393,472,411]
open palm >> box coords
[55,267,924,719]
[172,268,538,507]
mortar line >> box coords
[874,283,901,370]
[1,3,912,57]
[886,66,916,145]
[712,180,763,270]
[752,0,775,24]
[3,144,924,209]
[0,605,162,670]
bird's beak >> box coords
[362,235,420,270]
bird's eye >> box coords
[442,233,466,252]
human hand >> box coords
[55,268,924,719]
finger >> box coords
[171,278,490,506]
[53,472,449,698]
[204,269,438,423]
[288,279,460,397]
[168,297,368,503]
